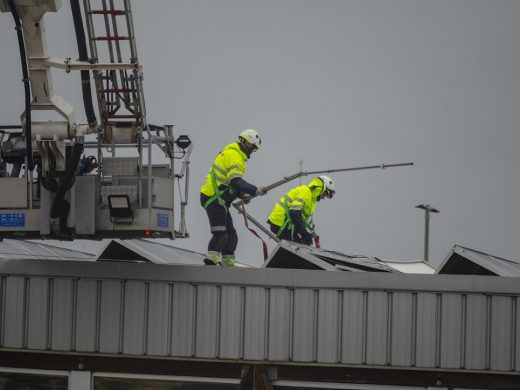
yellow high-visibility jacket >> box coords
[200,142,248,198]
[268,178,324,228]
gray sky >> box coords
[1,0,519,267]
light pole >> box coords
[415,204,439,262]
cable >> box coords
[7,0,33,171]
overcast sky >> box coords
[1,0,519,267]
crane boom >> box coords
[0,0,192,240]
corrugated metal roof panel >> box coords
[195,285,219,358]
[366,291,389,365]
[3,276,25,349]
[27,277,49,350]
[440,293,463,368]
[341,290,365,364]
[123,281,146,355]
[490,296,515,371]
[0,260,519,375]
[99,280,122,354]
[268,288,291,361]
[146,282,171,356]
[292,288,316,362]
[243,287,268,360]
[219,285,243,359]
[50,278,74,351]
[465,294,488,370]
[415,293,438,368]
[171,283,195,357]
[390,292,414,366]
[317,289,340,363]
[516,299,520,372]
[75,279,97,352]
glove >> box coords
[238,192,251,204]
[301,234,313,246]
[255,186,267,196]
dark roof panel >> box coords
[264,240,396,272]
[436,245,520,276]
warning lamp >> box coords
[144,229,152,237]
[175,135,191,150]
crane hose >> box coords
[7,0,33,171]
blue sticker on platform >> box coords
[157,213,169,228]
[0,213,25,227]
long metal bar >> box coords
[147,126,152,229]
[232,161,414,242]
[166,125,176,238]
[264,161,414,193]
[42,58,137,71]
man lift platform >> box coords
[0,0,192,240]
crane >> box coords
[0,0,192,240]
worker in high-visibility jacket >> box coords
[200,129,266,266]
[267,176,335,245]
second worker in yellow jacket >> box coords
[267,176,335,245]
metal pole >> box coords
[147,126,152,230]
[166,125,175,238]
[424,207,430,262]
[265,161,414,193]
[416,204,439,263]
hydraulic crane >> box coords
[0,0,192,240]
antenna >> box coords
[298,159,303,185]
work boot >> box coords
[221,254,236,267]
[204,251,222,266]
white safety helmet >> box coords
[238,129,262,150]
[318,175,335,198]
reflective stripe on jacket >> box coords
[200,142,248,197]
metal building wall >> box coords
[0,260,519,374]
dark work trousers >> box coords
[269,222,304,244]
[201,194,238,255]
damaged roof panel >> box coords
[264,240,396,272]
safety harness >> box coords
[203,167,233,212]
[276,195,295,239]
[275,195,316,240]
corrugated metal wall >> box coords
[0,261,519,373]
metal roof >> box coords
[264,240,396,272]
[0,259,519,376]
[436,245,520,276]
[0,239,96,261]
[97,239,205,265]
